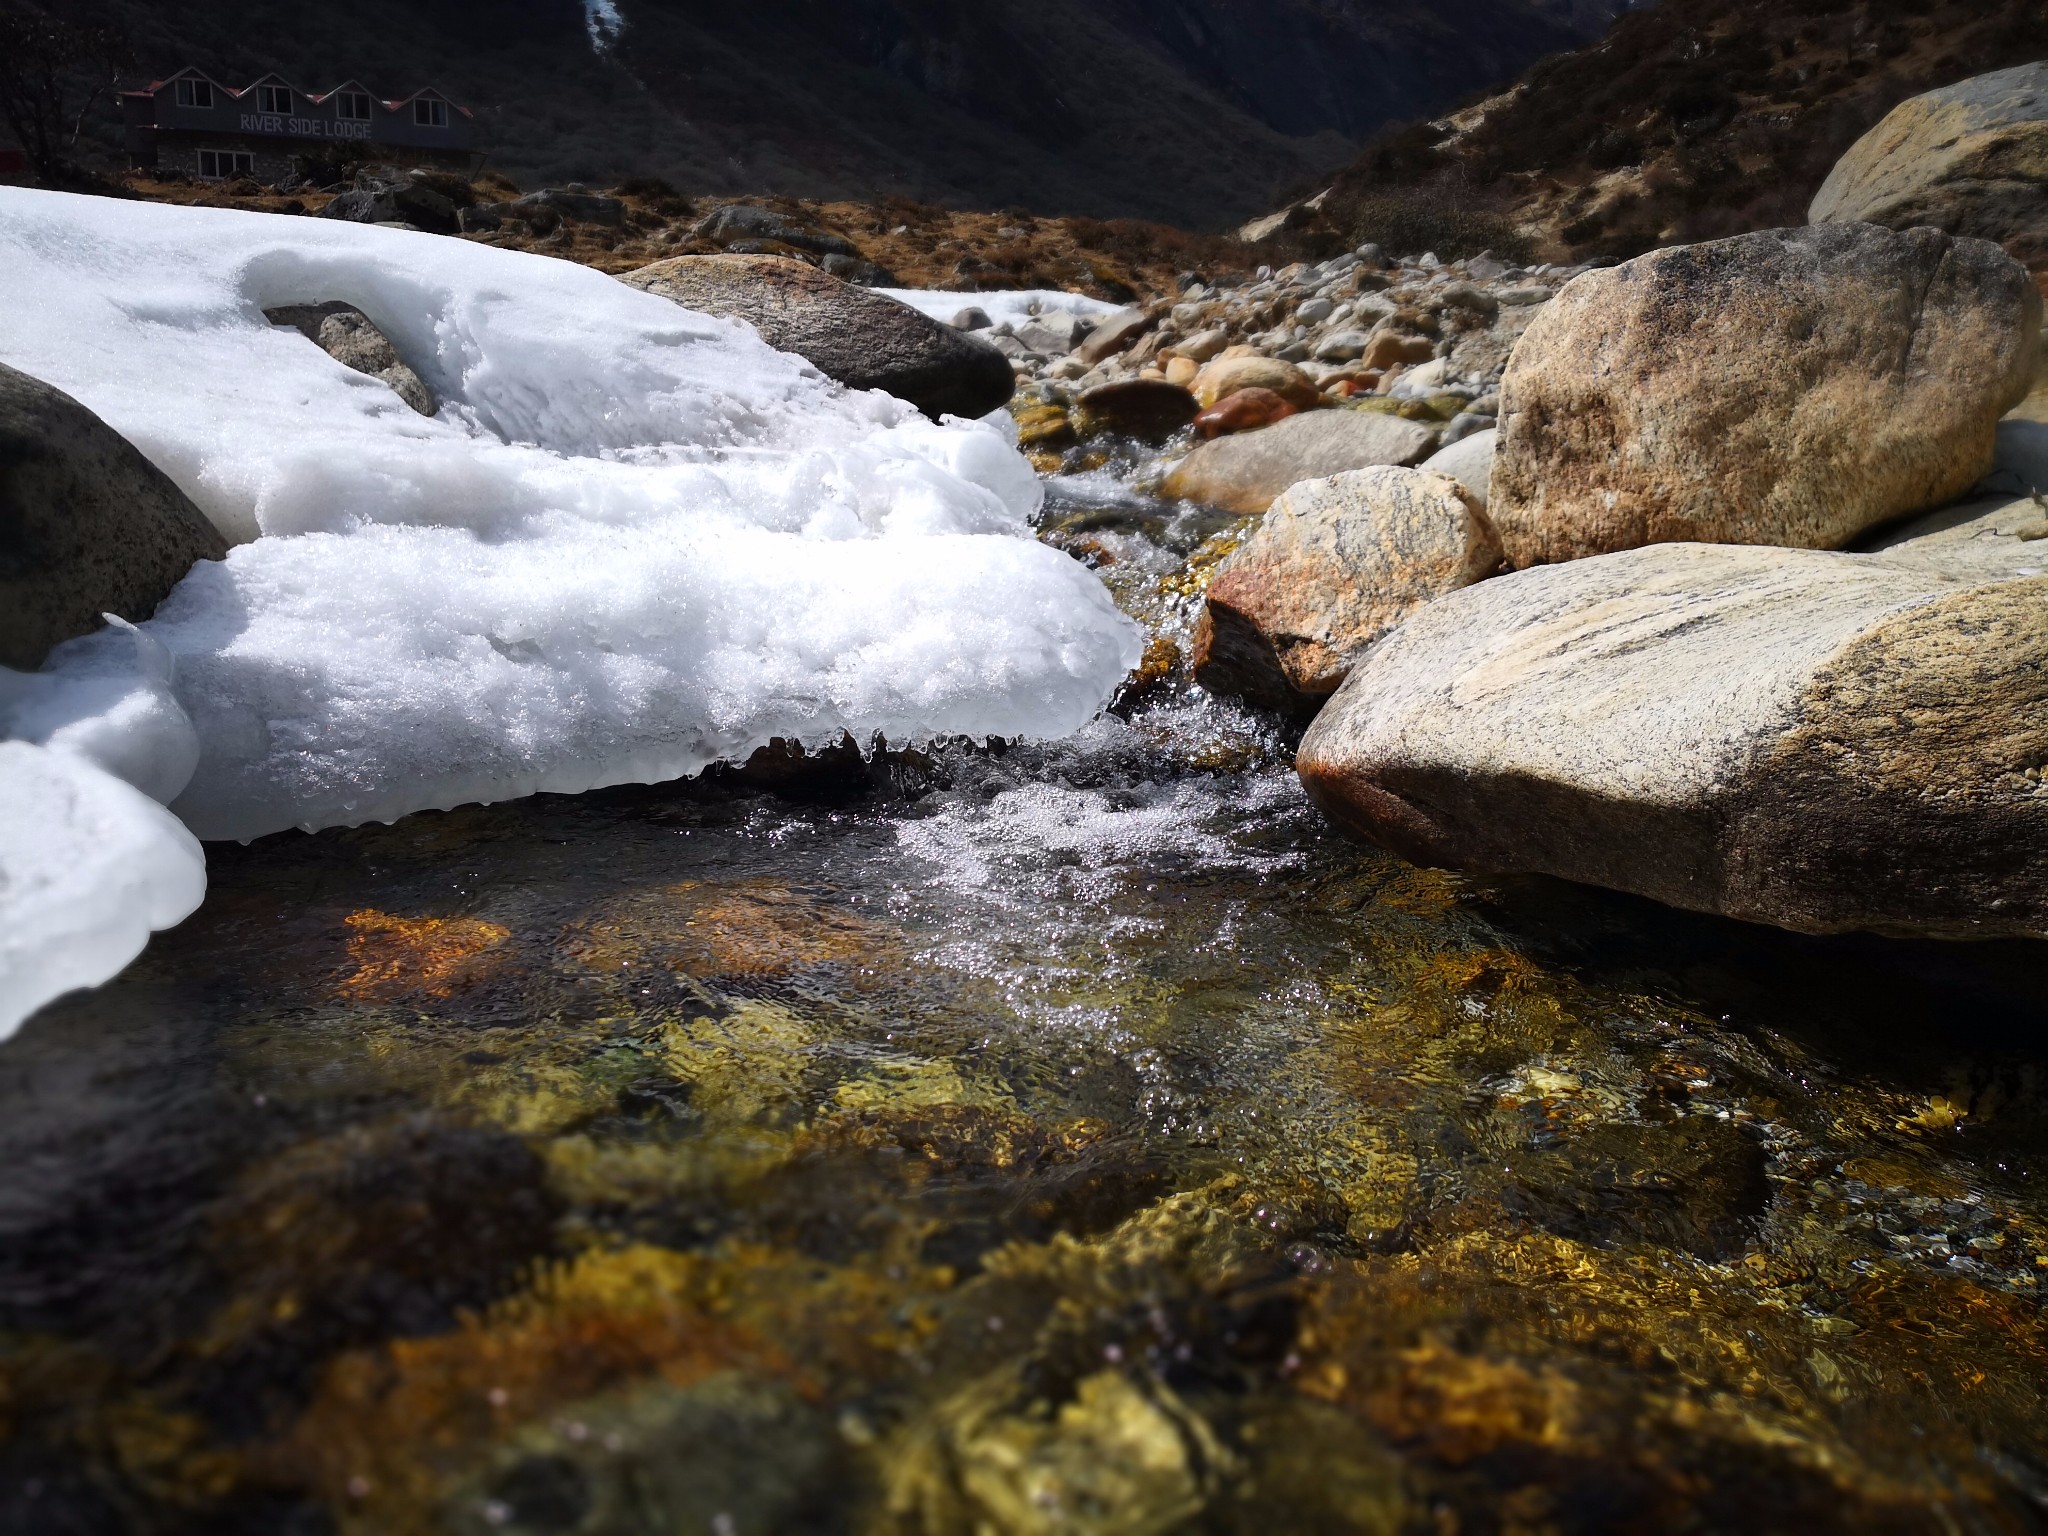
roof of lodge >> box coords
[121,66,475,118]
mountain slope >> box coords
[64,0,1628,225]
[1279,0,2048,261]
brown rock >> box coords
[1191,354,1321,409]
[266,304,436,417]
[1194,467,1502,715]
[1194,387,1300,440]
[0,362,227,669]
[1160,410,1440,515]
[1492,224,2041,569]
[1073,306,1159,367]
[620,255,1014,420]
[1360,333,1437,373]
[1071,379,1198,444]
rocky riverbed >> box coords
[7,377,2048,1536]
[9,60,2048,1535]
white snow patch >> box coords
[878,289,1125,327]
[0,741,206,1041]
[584,0,623,51]
[0,189,1142,1019]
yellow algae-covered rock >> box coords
[1491,224,2040,567]
[1192,465,1502,715]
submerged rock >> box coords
[448,1373,845,1536]
[1810,62,2048,265]
[621,254,1015,420]
[266,303,437,417]
[1071,378,1197,444]
[1492,224,2040,567]
[1299,532,2048,939]
[1162,410,1438,515]
[0,362,226,669]
[1193,466,1501,716]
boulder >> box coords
[321,180,459,235]
[0,362,226,669]
[516,188,626,226]
[819,253,897,286]
[1191,355,1320,409]
[950,306,994,331]
[1296,534,2048,940]
[1073,305,1158,367]
[1014,311,1093,355]
[691,203,857,258]
[1071,379,1197,444]
[1360,332,1438,373]
[1492,224,2041,568]
[1194,387,1300,440]
[620,255,1015,420]
[1162,410,1439,514]
[1177,329,1229,364]
[1420,427,1496,511]
[266,304,436,416]
[1810,62,2048,265]
[1193,467,1501,715]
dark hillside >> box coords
[1280,0,2048,261]
[46,0,1631,225]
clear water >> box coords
[5,471,2048,1535]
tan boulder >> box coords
[1191,354,1321,409]
[1360,332,1437,373]
[1193,467,1502,716]
[1160,410,1439,515]
[1297,524,2048,940]
[1810,62,2048,266]
[1491,223,2040,568]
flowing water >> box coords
[6,469,2048,1535]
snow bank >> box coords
[0,189,1141,1025]
[0,189,1141,847]
[0,742,206,1040]
[878,289,1125,327]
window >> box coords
[174,79,214,109]
[336,91,372,121]
[257,84,292,115]
[197,149,254,180]
[413,98,448,128]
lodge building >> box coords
[121,67,477,183]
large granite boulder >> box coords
[1193,467,1501,716]
[620,255,1015,421]
[0,363,225,670]
[1161,410,1439,515]
[1296,523,2048,941]
[1491,224,2040,567]
[1810,62,2048,266]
